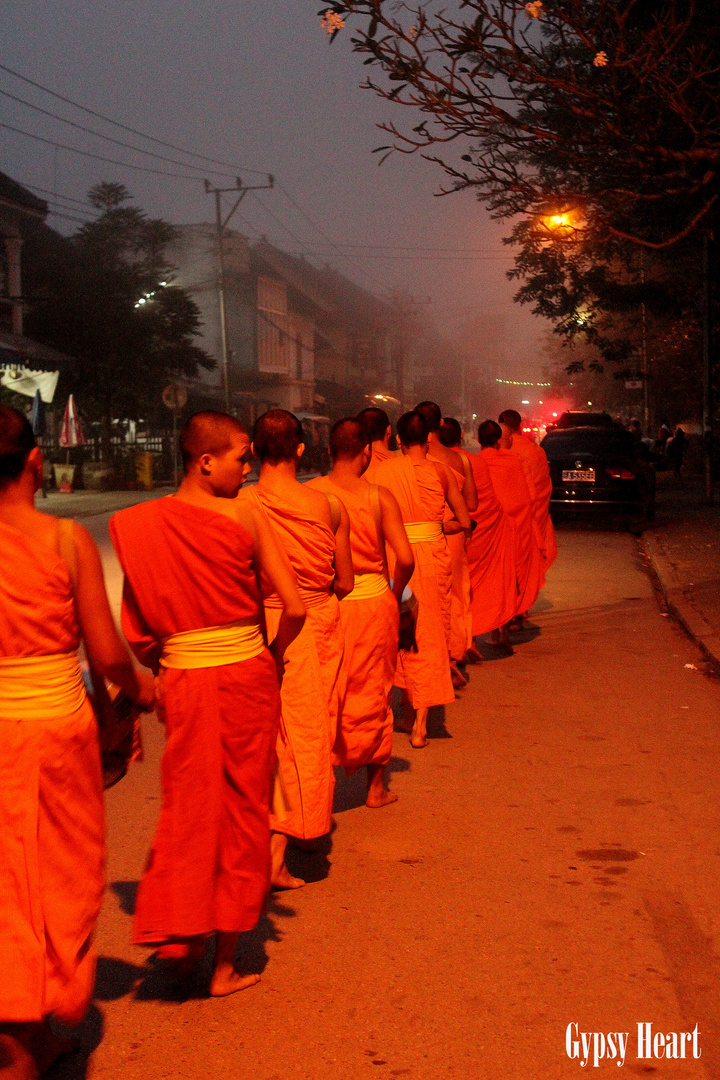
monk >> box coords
[110,412,305,996]
[414,402,478,684]
[0,406,154,1078]
[465,442,519,653]
[308,419,414,807]
[356,406,396,483]
[437,415,484,666]
[375,410,471,748]
[499,409,558,579]
[477,420,544,633]
[239,409,353,889]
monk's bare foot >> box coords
[366,764,397,807]
[465,645,483,664]
[489,628,501,645]
[366,788,398,807]
[0,1033,37,1080]
[291,837,319,852]
[209,965,260,997]
[451,663,468,689]
[270,832,305,890]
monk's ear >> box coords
[199,452,213,474]
[27,446,43,488]
[296,442,305,460]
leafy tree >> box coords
[24,183,213,449]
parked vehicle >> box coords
[541,425,656,532]
[552,411,621,430]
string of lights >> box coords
[496,379,551,387]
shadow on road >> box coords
[45,1006,103,1080]
[333,756,410,813]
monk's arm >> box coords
[72,524,155,708]
[435,464,471,535]
[240,504,306,675]
[378,487,414,603]
[461,454,479,513]
[332,499,355,600]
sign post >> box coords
[162,384,188,488]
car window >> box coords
[541,429,638,459]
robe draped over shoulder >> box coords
[110,498,280,942]
[466,453,518,635]
[364,443,396,485]
[375,456,454,709]
[250,487,344,839]
[0,520,103,1024]
[481,448,544,616]
[509,433,558,576]
[429,452,473,661]
[308,477,398,774]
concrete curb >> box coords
[641,532,720,673]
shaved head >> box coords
[414,401,442,432]
[478,420,502,448]
[180,411,248,470]
[397,410,429,447]
[439,417,462,448]
[499,409,522,432]
[329,418,370,461]
[0,405,37,484]
[356,406,390,442]
[253,409,303,464]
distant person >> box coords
[110,412,305,995]
[666,427,688,477]
[656,420,672,454]
[240,409,353,889]
[499,409,557,582]
[0,405,154,1077]
[375,410,470,748]
[356,406,395,483]
[308,419,414,806]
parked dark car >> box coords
[541,425,656,532]
[552,411,621,430]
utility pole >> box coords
[702,230,714,502]
[204,175,274,412]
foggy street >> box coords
[53,514,720,1080]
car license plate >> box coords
[562,469,595,482]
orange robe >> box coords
[110,498,280,942]
[466,453,518,635]
[509,433,558,576]
[364,443,396,485]
[375,455,455,709]
[429,452,472,661]
[0,520,104,1024]
[308,477,399,774]
[249,487,344,840]
[481,448,544,616]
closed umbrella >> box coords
[57,394,87,492]
[30,389,46,437]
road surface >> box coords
[53,519,720,1079]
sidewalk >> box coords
[641,471,720,670]
[37,487,173,518]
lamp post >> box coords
[204,175,274,412]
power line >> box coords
[0,120,209,179]
[23,183,94,209]
[0,87,238,177]
[46,208,91,225]
[0,61,269,175]
[281,250,514,261]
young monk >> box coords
[308,419,414,807]
[465,440,519,654]
[0,406,154,1079]
[356,406,395,483]
[499,409,557,579]
[375,410,471,749]
[414,402,477,686]
[239,409,353,889]
[477,420,544,633]
[110,412,305,996]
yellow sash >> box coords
[348,571,389,600]
[404,520,443,544]
[160,621,265,670]
[0,652,87,719]
[264,588,331,611]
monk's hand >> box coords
[133,670,156,712]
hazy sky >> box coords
[2,1,546,380]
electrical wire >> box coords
[23,184,95,209]
[0,88,239,178]
[0,120,210,179]
[0,61,269,175]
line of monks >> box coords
[0,400,556,1078]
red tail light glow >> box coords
[605,467,635,479]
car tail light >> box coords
[605,467,635,479]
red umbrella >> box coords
[59,394,87,449]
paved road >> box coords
[53,523,720,1080]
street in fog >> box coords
[51,515,720,1080]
